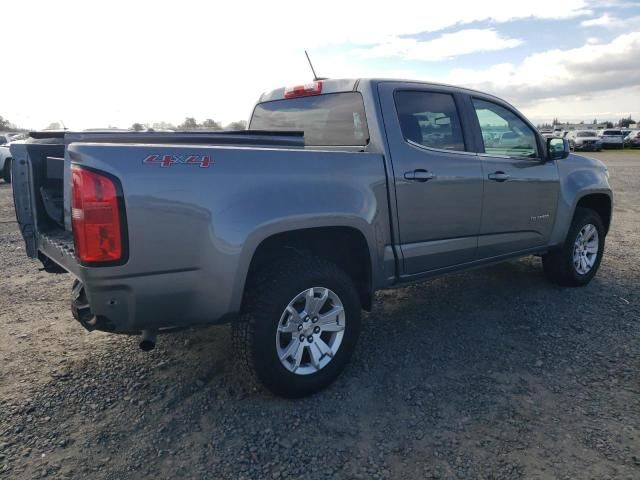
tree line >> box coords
[3,112,636,134]
[130,118,248,132]
[1,115,247,132]
[537,115,635,130]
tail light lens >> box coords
[71,165,125,264]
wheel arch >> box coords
[238,225,375,312]
[575,192,612,234]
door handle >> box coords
[488,171,510,182]
[404,169,435,182]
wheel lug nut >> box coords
[297,324,303,332]
[314,326,320,334]
[299,334,305,342]
[304,316,310,322]
[312,317,318,323]
[307,336,314,343]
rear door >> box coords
[378,82,483,275]
[468,96,559,257]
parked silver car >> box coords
[566,130,602,152]
[597,129,624,148]
[624,129,640,148]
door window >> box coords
[395,91,466,152]
[473,99,538,159]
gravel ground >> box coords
[1,150,639,480]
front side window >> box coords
[473,99,538,159]
[394,91,466,152]
[577,131,597,137]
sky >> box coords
[3,0,640,129]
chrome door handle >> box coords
[488,171,510,182]
[404,169,435,182]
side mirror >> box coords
[547,137,570,160]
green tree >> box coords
[151,121,176,130]
[225,120,247,131]
[0,115,13,130]
[618,115,634,128]
[605,121,614,129]
[202,119,222,130]
[178,117,199,130]
[131,122,144,131]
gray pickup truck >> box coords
[11,78,612,397]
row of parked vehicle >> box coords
[0,132,26,183]
[539,127,640,151]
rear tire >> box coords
[542,207,605,287]
[232,254,361,398]
[3,158,11,183]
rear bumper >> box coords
[39,231,236,333]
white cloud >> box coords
[580,14,614,27]
[523,85,640,124]
[445,32,640,120]
[0,0,596,129]
[580,13,640,29]
[357,29,523,61]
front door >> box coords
[470,97,560,258]
[379,83,484,275]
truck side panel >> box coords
[549,153,612,246]
[65,143,390,332]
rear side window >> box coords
[249,92,369,146]
[603,130,622,135]
[394,91,466,151]
[473,99,538,159]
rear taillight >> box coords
[71,165,124,264]
[283,81,323,98]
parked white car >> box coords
[566,130,603,152]
[0,132,19,183]
[539,129,554,139]
[597,129,624,148]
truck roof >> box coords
[258,78,510,106]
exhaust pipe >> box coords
[139,330,157,351]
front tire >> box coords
[3,158,11,183]
[542,208,605,287]
[232,254,361,398]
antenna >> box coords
[305,50,326,81]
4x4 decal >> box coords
[143,154,211,168]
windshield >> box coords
[250,92,369,146]
[577,131,597,137]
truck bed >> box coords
[11,131,389,333]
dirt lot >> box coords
[1,150,639,479]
